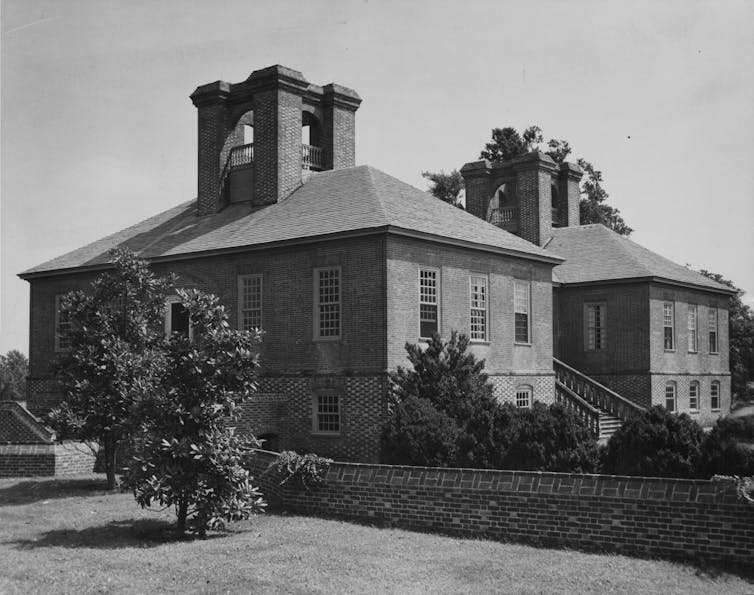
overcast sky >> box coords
[2,0,753,354]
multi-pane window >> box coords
[711,381,720,411]
[514,281,530,343]
[585,303,606,351]
[419,269,439,338]
[238,274,262,331]
[315,268,340,339]
[689,382,699,412]
[515,386,532,408]
[665,382,676,412]
[469,275,488,341]
[708,307,719,354]
[663,302,675,350]
[687,305,698,352]
[314,394,340,433]
[54,295,72,351]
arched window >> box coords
[302,112,323,171]
[710,381,721,411]
[515,385,532,408]
[488,183,517,225]
[665,381,677,412]
[243,124,254,145]
[551,184,559,208]
[689,381,699,411]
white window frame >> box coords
[687,304,698,353]
[54,294,72,352]
[665,382,676,412]
[513,280,531,344]
[313,267,341,341]
[710,381,721,411]
[469,275,488,342]
[238,274,263,331]
[663,302,675,351]
[418,268,440,339]
[164,295,194,341]
[689,381,700,412]
[515,385,532,408]
[708,307,719,354]
[312,392,341,435]
[584,302,606,351]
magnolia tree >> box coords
[49,249,172,490]
[122,289,265,535]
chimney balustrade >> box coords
[302,144,323,171]
[488,206,517,226]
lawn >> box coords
[0,475,751,594]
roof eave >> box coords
[555,275,737,296]
[18,224,563,281]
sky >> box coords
[1,0,753,354]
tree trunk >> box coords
[176,498,189,534]
[104,438,118,491]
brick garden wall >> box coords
[0,442,96,477]
[249,450,754,566]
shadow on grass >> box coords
[0,477,112,506]
[5,518,227,550]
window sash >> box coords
[515,387,531,408]
[687,305,698,352]
[711,382,720,411]
[54,295,72,351]
[665,383,676,412]
[514,281,530,343]
[689,383,699,411]
[315,394,340,433]
[419,269,439,338]
[238,274,262,331]
[586,303,606,351]
[469,275,487,341]
[663,302,675,350]
[315,267,341,339]
[708,308,718,353]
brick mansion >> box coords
[11,65,734,462]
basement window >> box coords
[710,381,720,411]
[515,385,532,408]
[665,382,676,412]
[313,393,341,435]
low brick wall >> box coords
[0,442,97,477]
[248,450,754,566]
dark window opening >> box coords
[170,302,190,338]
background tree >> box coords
[424,126,633,235]
[48,248,173,490]
[698,270,754,400]
[122,289,266,535]
[0,350,28,401]
[698,414,754,478]
[421,170,464,207]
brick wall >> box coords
[0,442,96,477]
[248,450,754,566]
[386,235,555,405]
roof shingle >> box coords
[546,224,734,294]
[21,165,559,277]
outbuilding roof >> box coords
[21,165,561,278]
[546,224,734,294]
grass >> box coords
[0,475,751,594]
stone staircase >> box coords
[553,359,646,442]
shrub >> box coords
[267,451,333,488]
[502,402,599,473]
[600,406,704,478]
[698,414,754,478]
[381,396,461,466]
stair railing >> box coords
[553,358,646,422]
[554,381,601,437]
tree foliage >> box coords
[48,248,172,490]
[698,270,754,400]
[0,350,28,401]
[382,332,598,471]
[421,170,464,207]
[122,289,266,535]
[698,414,754,478]
[424,125,633,235]
[600,406,704,478]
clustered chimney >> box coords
[461,152,583,246]
[190,66,362,215]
